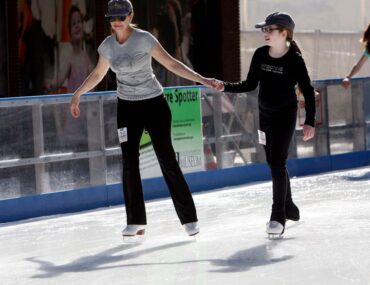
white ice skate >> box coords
[122,225,146,243]
[184,222,199,236]
[266,221,284,240]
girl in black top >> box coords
[215,12,315,238]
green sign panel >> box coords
[139,87,204,178]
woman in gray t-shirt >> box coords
[70,0,217,240]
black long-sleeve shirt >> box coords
[224,45,315,127]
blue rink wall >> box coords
[1,150,370,223]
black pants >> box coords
[117,95,198,225]
[260,108,297,225]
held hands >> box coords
[341,77,351,89]
[214,79,225,92]
[201,78,225,91]
[70,94,81,118]
[302,124,315,141]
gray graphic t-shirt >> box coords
[98,29,163,101]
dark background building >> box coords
[0,0,240,98]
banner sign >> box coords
[139,87,204,179]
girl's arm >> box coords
[342,54,368,89]
[221,49,260,93]
[150,42,217,87]
[296,54,316,141]
[297,55,315,127]
[70,55,110,118]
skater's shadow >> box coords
[342,171,370,181]
[28,239,295,278]
[208,238,295,273]
[27,240,193,278]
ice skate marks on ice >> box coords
[266,221,285,240]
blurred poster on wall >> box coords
[149,0,193,87]
[18,0,96,96]
[0,1,8,97]
[127,0,209,87]
[151,0,211,87]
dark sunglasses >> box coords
[261,27,280,33]
[109,15,128,22]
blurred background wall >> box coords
[240,0,370,80]
[1,0,370,97]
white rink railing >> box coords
[1,79,370,199]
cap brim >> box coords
[105,12,131,17]
[254,21,267,28]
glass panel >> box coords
[43,103,88,154]
[202,89,261,168]
[296,131,316,158]
[329,128,357,154]
[0,107,34,160]
[106,155,122,185]
[46,159,91,192]
[366,124,370,150]
[104,100,119,149]
[327,84,353,127]
[363,81,370,123]
[0,166,36,199]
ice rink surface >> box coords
[1,166,370,285]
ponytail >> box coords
[286,29,301,54]
[277,24,302,54]
[290,40,302,54]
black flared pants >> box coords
[260,108,297,225]
[117,95,198,225]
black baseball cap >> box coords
[255,12,295,31]
[105,0,133,17]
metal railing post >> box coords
[32,104,49,194]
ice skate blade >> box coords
[187,234,198,243]
[122,229,145,236]
[188,230,199,237]
[122,229,145,244]
[122,225,146,235]
[123,235,145,244]
[267,233,283,240]
[188,232,199,242]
